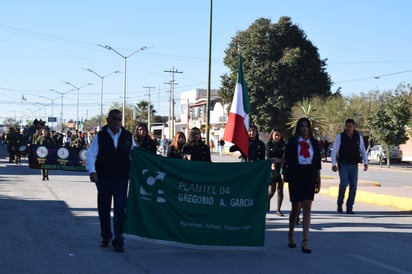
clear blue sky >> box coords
[1,0,412,125]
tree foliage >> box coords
[133,100,156,122]
[108,100,160,132]
[366,85,411,167]
[2,118,20,129]
[219,17,331,133]
[287,97,327,138]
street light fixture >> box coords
[39,95,56,129]
[34,102,49,122]
[64,82,93,130]
[50,88,75,131]
[98,44,150,126]
[84,68,121,130]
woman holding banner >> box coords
[183,127,211,162]
[167,131,186,159]
[134,122,157,154]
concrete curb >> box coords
[324,186,412,211]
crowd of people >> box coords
[2,119,93,165]
[2,110,368,254]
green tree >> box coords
[366,85,411,167]
[288,97,326,137]
[133,100,156,123]
[108,102,136,132]
[315,93,347,141]
[3,118,20,129]
[219,17,331,133]
[83,115,100,131]
[108,100,159,132]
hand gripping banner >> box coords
[124,148,271,250]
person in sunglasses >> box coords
[86,109,136,253]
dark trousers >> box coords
[96,177,129,244]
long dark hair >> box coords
[249,125,260,140]
[294,118,314,138]
[186,127,203,147]
[134,122,152,143]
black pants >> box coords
[96,177,129,244]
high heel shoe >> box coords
[301,240,311,254]
[288,233,296,248]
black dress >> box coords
[135,136,157,154]
[183,143,211,162]
[167,144,184,159]
[284,137,321,202]
[266,139,286,181]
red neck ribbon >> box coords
[299,140,310,158]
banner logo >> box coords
[140,169,166,203]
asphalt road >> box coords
[1,148,411,274]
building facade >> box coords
[175,88,228,150]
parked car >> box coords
[368,144,403,163]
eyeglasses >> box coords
[110,117,122,121]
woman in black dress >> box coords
[183,127,211,162]
[266,128,286,214]
[284,118,321,254]
[134,122,157,154]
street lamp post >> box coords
[34,102,48,122]
[143,86,155,132]
[85,68,120,130]
[64,82,93,130]
[39,96,56,129]
[98,44,150,126]
[51,88,75,131]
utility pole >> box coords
[143,86,155,133]
[164,67,183,138]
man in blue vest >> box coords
[86,109,136,252]
[331,119,368,214]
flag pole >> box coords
[206,0,213,145]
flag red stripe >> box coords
[223,112,249,157]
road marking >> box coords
[350,254,410,274]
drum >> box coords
[18,144,28,156]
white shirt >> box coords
[86,128,136,174]
[331,132,368,166]
[297,137,314,165]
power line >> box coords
[335,69,412,84]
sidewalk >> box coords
[213,152,412,211]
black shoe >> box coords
[337,206,343,213]
[301,240,311,254]
[276,210,284,217]
[42,177,46,181]
[112,240,124,253]
[100,239,110,248]
[46,176,49,181]
[346,210,355,214]
[296,218,301,225]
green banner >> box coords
[124,148,271,250]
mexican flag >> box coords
[223,56,250,158]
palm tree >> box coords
[287,98,327,136]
